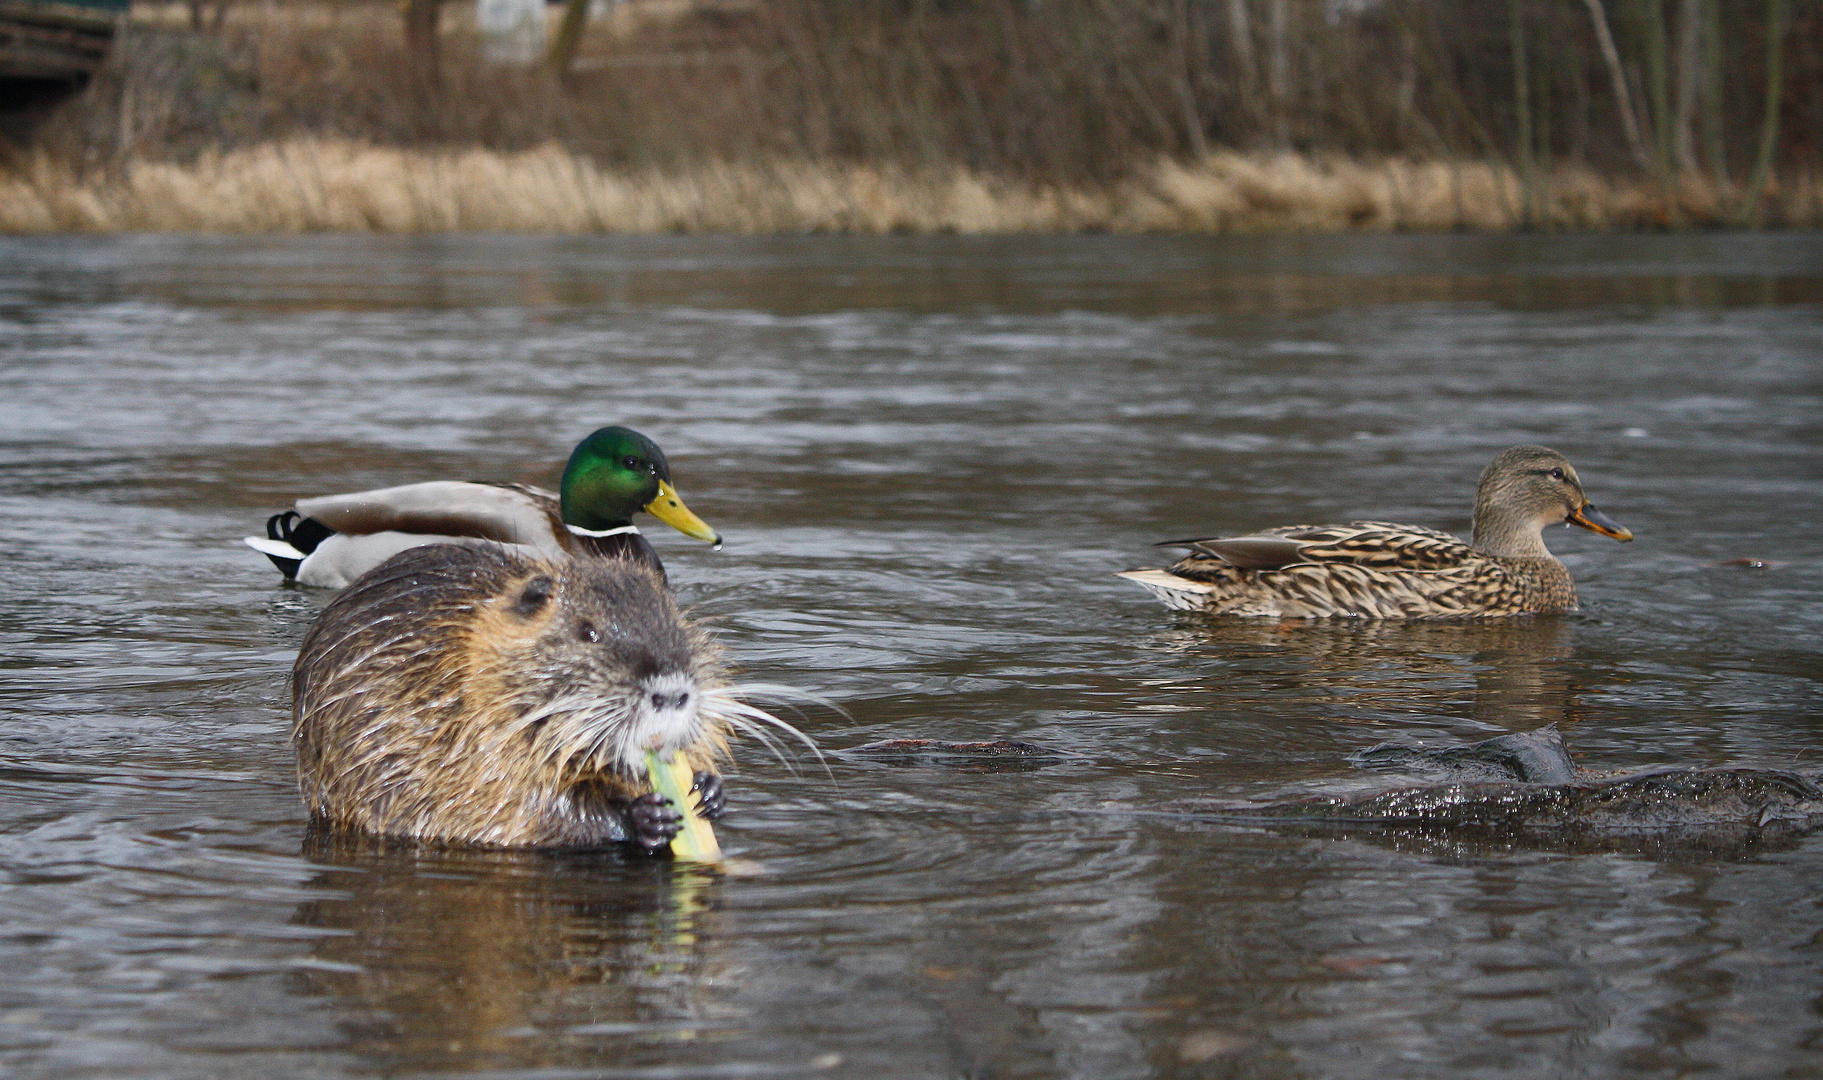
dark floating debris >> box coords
[1719,557,1775,569]
[1177,726,1823,854]
[1351,727,1576,785]
[1252,767,1823,833]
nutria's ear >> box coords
[512,576,555,618]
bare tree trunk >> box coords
[1511,0,1536,227]
[1736,0,1787,225]
[1226,0,1256,92]
[1672,0,1702,172]
[405,0,442,77]
[545,0,590,75]
[1703,0,1727,180]
[1642,0,1671,173]
[1395,28,1417,151]
[1581,0,1652,170]
[1171,0,1209,158]
[1267,0,1288,147]
[1093,0,1176,150]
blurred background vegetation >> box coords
[3,0,1819,230]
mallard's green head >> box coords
[559,427,721,546]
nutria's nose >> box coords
[649,689,691,711]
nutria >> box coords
[292,542,786,850]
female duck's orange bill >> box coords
[1568,503,1633,542]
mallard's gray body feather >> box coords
[247,481,662,588]
[296,481,571,555]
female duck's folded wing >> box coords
[1156,534,1316,570]
[1192,522,1475,572]
[1150,523,1472,572]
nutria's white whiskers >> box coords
[703,682,829,774]
[510,692,641,775]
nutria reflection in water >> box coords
[289,844,728,1071]
[292,543,815,851]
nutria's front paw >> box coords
[692,771,726,820]
[626,791,683,850]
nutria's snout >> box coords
[496,583,715,782]
[634,670,700,743]
[292,542,752,850]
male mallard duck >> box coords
[1118,445,1633,618]
[245,426,721,588]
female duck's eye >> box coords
[1549,468,1566,480]
[578,621,600,643]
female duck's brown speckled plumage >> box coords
[1118,446,1634,618]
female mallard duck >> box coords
[1119,445,1633,618]
[245,426,721,588]
[294,542,809,849]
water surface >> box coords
[1,232,1820,1079]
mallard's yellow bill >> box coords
[1568,503,1633,542]
[644,749,722,863]
[644,480,722,547]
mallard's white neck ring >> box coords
[566,524,643,538]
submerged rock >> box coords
[1183,726,1823,853]
[1349,726,1578,785]
[1250,766,1823,832]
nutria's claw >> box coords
[626,790,683,850]
[692,770,726,820]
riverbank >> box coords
[5,138,1818,234]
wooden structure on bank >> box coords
[0,0,127,107]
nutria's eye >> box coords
[512,577,554,618]
[577,621,600,643]
[1549,468,1566,480]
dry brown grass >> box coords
[4,138,1817,234]
[21,0,1823,182]
[8,0,1818,233]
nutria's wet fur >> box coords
[293,544,730,848]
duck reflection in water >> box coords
[1142,615,1581,733]
[288,834,728,1074]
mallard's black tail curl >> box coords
[251,511,338,579]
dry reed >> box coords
[4,138,1816,234]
